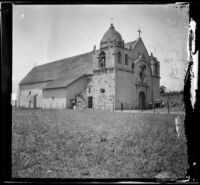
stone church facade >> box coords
[18,23,160,110]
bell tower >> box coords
[150,52,161,102]
[92,23,124,110]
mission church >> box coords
[18,23,160,110]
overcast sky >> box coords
[12,4,189,99]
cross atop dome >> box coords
[138,28,142,38]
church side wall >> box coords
[18,81,51,108]
[42,88,67,109]
[93,69,115,110]
[115,70,135,110]
[42,76,89,109]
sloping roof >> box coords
[125,39,139,50]
[19,39,140,88]
[19,51,93,85]
[43,67,90,90]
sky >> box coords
[12,4,189,100]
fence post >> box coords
[42,107,43,124]
[55,108,57,126]
[167,98,170,114]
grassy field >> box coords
[12,109,188,178]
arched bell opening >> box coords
[99,51,106,68]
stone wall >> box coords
[75,79,93,109]
[93,69,115,110]
[65,76,89,108]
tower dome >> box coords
[100,24,123,47]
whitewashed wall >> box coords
[18,81,51,108]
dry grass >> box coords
[12,109,188,178]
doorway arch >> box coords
[138,91,145,110]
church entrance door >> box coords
[88,96,93,109]
[138,91,145,110]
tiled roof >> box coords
[19,51,93,85]
[43,68,90,90]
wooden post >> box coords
[42,107,43,124]
[167,94,170,114]
[55,108,57,126]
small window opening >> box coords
[100,88,105,93]
[118,52,122,64]
[52,96,54,100]
[125,54,128,65]
[155,63,159,75]
[132,63,135,70]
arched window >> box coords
[132,63,135,70]
[118,51,122,64]
[125,54,128,65]
[155,63,159,75]
[99,51,106,68]
[100,88,105,93]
